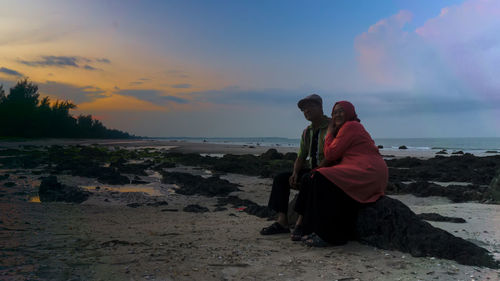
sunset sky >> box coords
[1,0,499,138]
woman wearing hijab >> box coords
[291,101,388,246]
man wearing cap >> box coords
[260,94,330,237]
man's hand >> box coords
[289,173,298,188]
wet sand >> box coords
[0,139,499,280]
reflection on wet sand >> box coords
[80,185,164,196]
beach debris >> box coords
[416,213,466,223]
[183,204,209,213]
[377,145,384,149]
[356,196,499,268]
[161,171,240,197]
[398,145,408,150]
[38,176,90,203]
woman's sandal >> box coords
[290,225,305,241]
[302,233,329,247]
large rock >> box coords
[260,149,282,160]
[356,196,498,268]
[38,176,90,203]
[484,168,500,203]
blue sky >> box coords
[0,0,499,138]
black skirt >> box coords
[294,171,361,245]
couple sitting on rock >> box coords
[260,94,388,247]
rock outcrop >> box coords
[38,176,90,203]
[356,196,498,268]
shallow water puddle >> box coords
[28,195,40,203]
[81,185,164,196]
[119,145,178,151]
[200,153,225,158]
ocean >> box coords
[155,137,500,154]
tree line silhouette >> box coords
[0,79,135,138]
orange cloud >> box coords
[77,94,166,112]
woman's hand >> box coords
[317,159,336,168]
[326,119,336,137]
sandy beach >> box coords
[1,139,499,280]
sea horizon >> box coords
[150,136,500,153]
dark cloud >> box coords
[117,89,188,104]
[19,56,79,67]
[39,81,108,104]
[130,78,151,85]
[171,83,192,89]
[84,65,98,71]
[0,67,23,77]
[96,58,111,64]
[18,56,108,71]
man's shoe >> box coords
[260,222,290,235]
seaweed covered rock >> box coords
[38,176,90,203]
[386,154,500,185]
[356,196,499,268]
[96,169,130,185]
[162,172,240,197]
[161,150,294,178]
[386,181,486,203]
[183,204,209,213]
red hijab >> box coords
[334,101,360,122]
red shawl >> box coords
[317,121,388,203]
